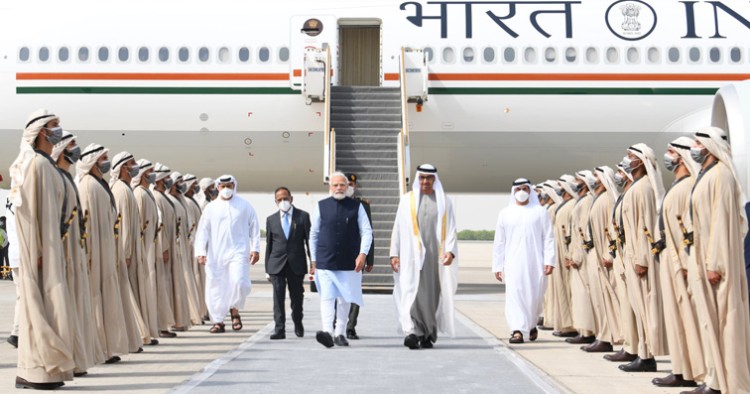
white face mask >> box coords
[220,187,234,199]
[278,200,292,212]
[346,186,355,198]
[514,190,530,203]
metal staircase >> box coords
[331,86,402,292]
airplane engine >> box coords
[712,80,750,195]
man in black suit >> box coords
[266,187,311,339]
[345,174,374,339]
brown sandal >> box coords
[209,323,225,333]
[231,315,243,331]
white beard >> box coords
[332,192,346,200]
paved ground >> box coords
[0,242,686,393]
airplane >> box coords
[1,0,750,195]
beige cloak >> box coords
[169,192,202,325]
[133,184,161,338]
[569,194,596,336]
[550,199,575,332]
[612,193,638,355]
[153,189,179,329]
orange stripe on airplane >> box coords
[384,73,399,81]
[293,69,302,77]
[16,73,290,81]
[427,73,750,81]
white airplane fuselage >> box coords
[2,0,750,192]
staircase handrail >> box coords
[398,47,411,195]
[323,46,334,183]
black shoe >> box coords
[15,377,63,390]
[552,330,578,338]
[73,371,88,377]
[159,331,177,338]
[316,331,334,348]
[148,339,159,346]
[652,373,698,388]
[604,349,638,362]
[346,329,359,340]
[420,337,433,349]
[270,331,286,340]
[104,356,121,364]
[334,335,349,347]
[294,323,304,338]
[133,347,143,353]
[404,334,420,350]
[565,335,596,344]
[619,357,657,372]
[7,335,18,348]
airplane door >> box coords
[290,15,338,91]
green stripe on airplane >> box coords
[428,87,719,95]
[16,87,300,94]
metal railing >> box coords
[397,47,411,195]
[322,46,334,183]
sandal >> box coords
[529,328,538,342]
[209,323,225,334]
[231,312,243,331]
[509,331,524,344]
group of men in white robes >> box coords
[6,109,226,390]
[514,127,750,394]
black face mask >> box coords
[208,188,219,199]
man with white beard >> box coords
[195,175,260,333]
[492,178,555,344]
[310,172,373,348]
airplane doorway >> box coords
[338,23,381,86]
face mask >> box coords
[44,126,63,145]
[588,179,598,190]
[128,165,140,178]
[555,188,564,196]
[146,173,156,184]
[177,183,187,194]
[98,160,111,174]
[573,183,583,193]
[64,146,81,164]
[690,147,707,164]
[346,186,355,198]
[193,185,200,194]
[209,188,219,199]
[514,190,529,203]
[614,173,626,187]
[278,200,292,212]
[163,178,174,190]
[663,153,679,172]
[220,187,234,199]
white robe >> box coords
[493,203,555,337]
[194,195,260,323]
[390,191,459,337]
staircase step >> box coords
[336,150,398,159]
[336,137,398,146]
[334,128,401,136]
[329,106,401,114]
[331,86,400,93]
[331,92,401,100]
[331,99,402,108]
[353,187,401,196]
[331,120,402,129]
[330,113,402,122]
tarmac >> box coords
[0,242,683,393]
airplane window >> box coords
[442,47,455,63]
[58,47,69,62]
[218,47,230,63]
[424,47,434,63]
[647,47,660,64]
[626,47,640,63]
[463,47,475,63]
[544,47,558,63]
[179,47,190,62]
[606,47,619,63]
[689,47,701,62]
[668,47,680,63]
[565,47,576,63]
[98,47,109,62]
[730,47,742,63]
[585,47,598,63]
[259,47,270,63]
[524,47,537,63]
[503,47,515,63]
[239,47,250,62]
[199,47,210,62]
[39,47,50,62]
[138,47,149,62]
[19,47,30,62]
[78,47,89,62]
[118,47,129,62]
[279,47,290,62]
[709,47,721,63]
[482,47,495,63]
[158,47,169,62]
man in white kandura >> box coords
[391,164,458,350]
[310,172,373,348]
[492,178,555,344]
[194,175,260,334]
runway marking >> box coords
[168,321,275,394]
[455,311,565,394]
